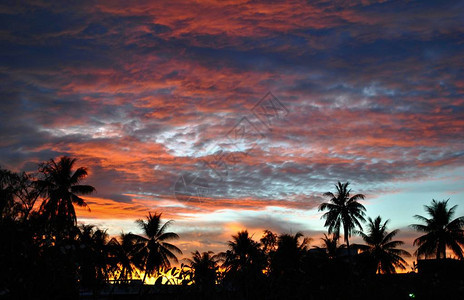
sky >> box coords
[1,0,464,269]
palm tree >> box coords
[38,156,95,229]
[313,233,345,259]
[356,216,410,274]
[411,199,464,260]
[270,232,310,276]
[77,225,111,290]
[133,212,182,287]
[185,251,223,291]
[224,230,265,273]
[107,233,144,283]
[224,230,266,298]
[319,181,366,255]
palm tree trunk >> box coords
[138,256,149,295]
[344,227,351,257]
[437,242,446,260]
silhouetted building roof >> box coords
[417,258,464,277]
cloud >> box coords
[1,0,463,262]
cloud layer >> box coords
[1,0,463,266]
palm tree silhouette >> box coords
[77,225,111,291]
[133,212,182,289]
[37,156,95,229]
[223,230,266,298]
[108,233,144,283]
[319,181,366,256]
[355,216,410,274]
[185,251,223,292]
[411,199,464,259]
[270,232,310,276]
[313,233,345,259]
[224,230,265,273]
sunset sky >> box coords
[1,0,464,268]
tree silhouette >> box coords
[260,229,278,254]
[260,229,278,274]
[77,225,111,292]
[224,230,265,273]
[5,157,464,299]
[37,156,95,229]
[270,232,310,276]
[268,232,311,299]
[185,251,223,293]
[14,172,43,221]
[355,216,410,274]
[0,168,20,221]
[411,199,464,259]
[224,230,266,298]
[319,181,366,256]
[133,212,182,288]
[107,233,144,283]
[313,233,345,259]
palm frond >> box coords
[71,184,96,195]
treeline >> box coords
[1,156,464,300]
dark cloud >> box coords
[0,0,463,245]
